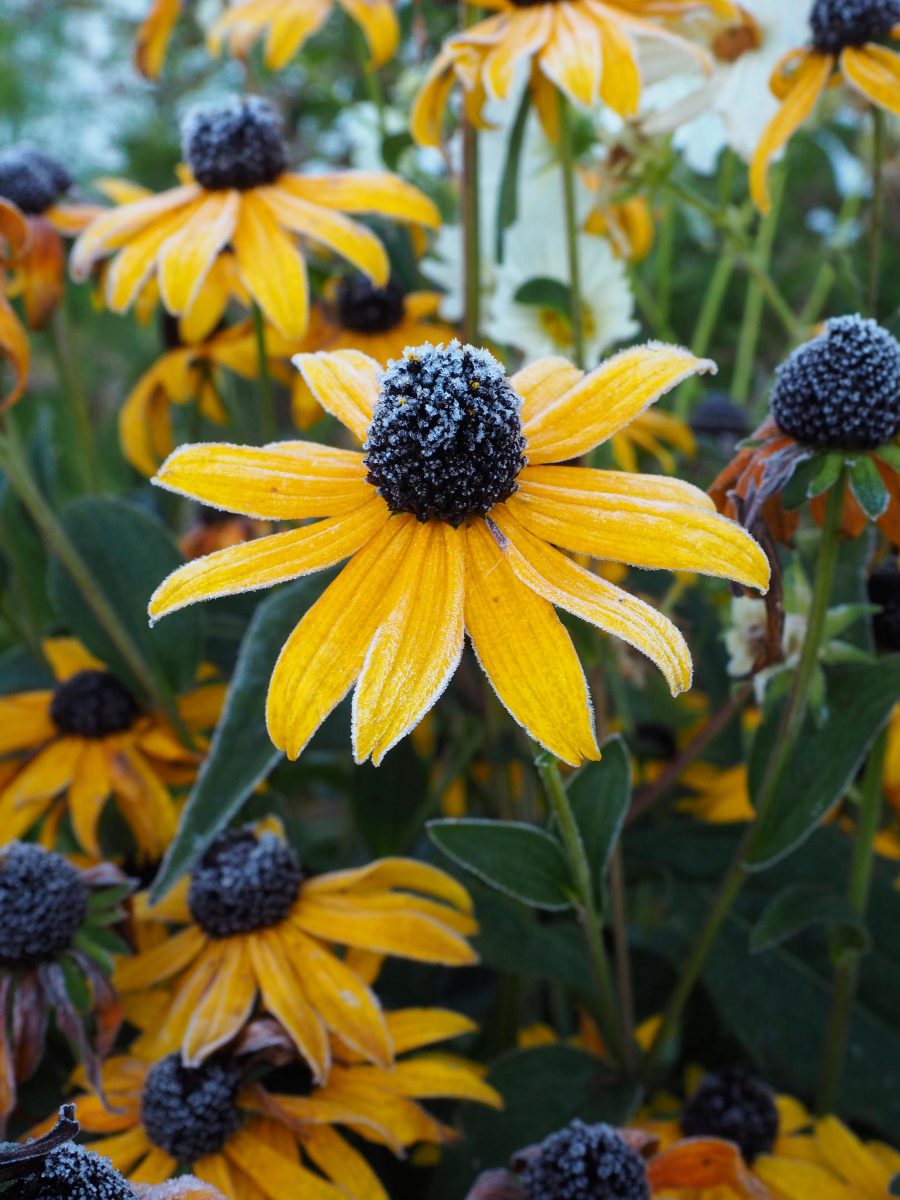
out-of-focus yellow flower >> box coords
[210,0,399,70]
[72,98,439,342]
[148,342,768,765]
[677,762,754,823]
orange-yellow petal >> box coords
[183,938,257,1065]
[293,349,380,443]
[840,43,900,114]
[248,926,331,1082]
[259,187,389,285]
[134,0,181,78]
[279,172,440,228]
[232,191,309,339]
[70,185,201,280]
[337,0,398,66]
[158,190,240,315]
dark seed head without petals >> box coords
[0,842,88,967]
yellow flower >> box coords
[756,1115,900,1200]
[115,825,478,1081]
[290,275,458,428]
[0,638,224,859]
[209,0,399,70]
[751,1,900,212]
[71,97,439,341]
[677,762,754,824]
[54,1009,499,1200]
[148,340,769,765]
[121,319,265,477]
[411,0,734,147]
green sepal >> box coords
[849,455,890,520]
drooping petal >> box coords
[258,186,389,284]
[278,172,440,228]
[840,44,900,114]
[248,926,331,1081]
[352,520,465,765]
[153,439,371,519]
[492,507,692,695]
[0,290,29,410]
[70,185,201,280]
[337,0,398,66]
[134,0,181,78]
[302,857,473,911]
[595,12,639,116]
[113,924,206,990]
[232,192,309,338]
[750,51,832,213]
[20,218,64,330]
[508,474,770,591]
[482,6,552,101]
[293,349,380,443]
[263,0,331,68]
[224,1128,349,1200]
[266,515,417,759]
[158,190,240,314]
[300,1125,389,1200]
[379,1054,502,1107]
[104,204,197,313]
[183,938,257,1065]
[464,518,599,766]
[384,1008,477,1055]
[538,2,602,107]
[68,740,112,857]
[522,343,715,463]
[410,50,458,148]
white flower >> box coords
[724,596,806,703]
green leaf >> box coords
[150,575,329,900]
[779,453,817,509]
[513,277,571,314]
[849,455,890,520]
[874,443,900,471]
[746,660,900,869]
[750,884,870,953]
[428,818,573,910]
[48,498,203,698]
[566,735,632,893]
[807,452,846,499]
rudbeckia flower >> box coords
[0,199,30,409]
[121,318,267,477]
[711,315,900,544]
[114,825,478,1080]
[0,843,129,1129]
[57,1013,499,1199]
[71,97,440,341]
[751,0,900,212]
[0,638,224,859]
[290,274,457,428]
[209,0,399,71]
[411,0,734,147]
[149,340,769,766]
[0,143,98,330]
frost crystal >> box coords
[521,1121,650,1200]
[809,0,900,54]
[183,97,289,190]
[20,1143,134,1200]
[188,827,303,937]
[140,1055,241,1163]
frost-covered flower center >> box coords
[50,670,141,738]
[20,1143,134,1200]
[809,0,900,53]
[681,1069,778,1164]
[0,143,72,215]
[0,843,88,966]
[520,1120,650,1200]
[141,1054,242,1162]
[770,314,900,450]
[364,341,527,527]
[188,827,304,937]
[183,97,289,190]
[337,275,406,333]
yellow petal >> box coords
[353,520,465,765]
[519,463,716,511]
[596,13,639,116]
[258,186,389,285]
[232,192,309,338]
[841,44,900,115]
[44,636,105,680]
[263,0,330,68]
[337,0,398,66]
[410,50,457,148]
[492,506,693,695]
[224,1126,349,1200]
[70,184,201,280]
[158,190,240,314]
[3,737,81,808]
[523,343,716,463]
[266,515,417,759]
[104,204,195,313]
[483,7,551,101]
[291,897,477,964]
[248,926,331,1082]
[0,692,54,755]
[755,1156,857,1200]
[385,1008,477,1054]
[0,290,29,410]
[299,1125,388,1200]
[512,357,584,426]
[815,1117,891,1194]
[508,473,770,591]
[153,439,371,519]
[150,502,387,620]
[383,1054,503,1107]
[183,938,257,1065]
[279,171,440,228]
[69,740,111,857]
[113,923,206,991]
[464,519,599,766]
[750,51,831,213]
[303,857,473,912]
[293,349,380,443]
[134,0,181,79]
[538,3,602,107]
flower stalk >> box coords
[557,90,584,369]
[48,305,101,493]
[867,105,886,319]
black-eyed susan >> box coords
[290,274,457,428]
[71,97,440,341]
[121,318,265,477]
[209,0,399,71]
[0,842,130,1130]
[115,825,477,1080]
[0,638,224,859]
[751,0,900,212]
[148,340,769,766]
[711,315,900,544]
[58,1011,499,1199]
[0,199,31,409]
[0,143,98,330]
[411,0,734,147]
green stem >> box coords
[643,474,847,1082]
[675,247,736,418]
[732,167,786,404]
[816,727,886,1112]
[251,302,275,443]
[867,106,885,319]
[355,26,387,143]
[609,844,638,1074]
[494,85,531,262]
[47,307,101,493]
[538,755,626,1068]
[0,422,195,748]
[656,192,676,341]
[557,90,585,370]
